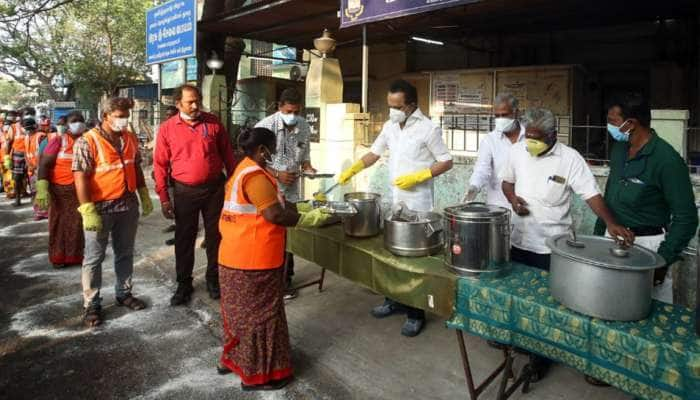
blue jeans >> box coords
[81,206,139,308]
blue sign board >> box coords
[340,0,480,28]
[146,0,197,65]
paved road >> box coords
[0,192,633,400]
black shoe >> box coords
[283,287,298,301]
[401,318,425,337]
[162,224,176,233]
[216,363,231,375]
[170,283,194,306]
[370,300,402,318]
[165,238,176,246]
[528,355,552,383]
[207,280,220,300]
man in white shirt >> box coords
[499,107,633,382]
[501,108,632,268]
[464,93,525,205]
[338,79,453,337]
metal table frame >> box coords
[455,331,535,400]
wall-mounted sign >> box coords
[186,57,198,81]
[305,107,320,143]
[161,60,186,89]
[146,0,197,65]
[340,0,480,28]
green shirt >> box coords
[594,131,698,265]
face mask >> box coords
[110,117,129,132]
[69,122,86,135]
[607,120,631,142]
[180,111,196,121]
[57,125,67,134]
[525,138,550,157]
[494,117,516,133]
[389,108,407,124]
[280,112,297,126]
[261,146,274,165]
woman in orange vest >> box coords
[36,112,85,268]
[8,116,33,206]
[1,111,18,198]
[217,127,330,391]
[27,117,50,220]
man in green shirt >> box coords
[595,95,698,304]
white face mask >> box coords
[69,122,86,135]
[110,117,129,132]
[180,111,196,121]
[389,108,407,124]
[280,112,297,126]
[494,117,516,133]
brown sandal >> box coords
[83,305,102,328]
[116,294,146,310]
[241,377,293,391]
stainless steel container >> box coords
[443,202,511,277]
[384,212,443,257]
[343,192,382,238]
[547,234,666,321]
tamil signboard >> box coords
[340,0,480,28]
[146,0,197,65]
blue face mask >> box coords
[280,112,297,126]
[607,120,631,142]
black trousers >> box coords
[173,177,224,285]
[511,246,551,271]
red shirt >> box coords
[154,112,236,203]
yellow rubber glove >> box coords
[296,208,331,228]
[296,201,313,213]
[338,159,366,185]
[393,169,433,190]
[313,192,327,202]
[137,187,153,217]
[77,202,103,232]
[3,155,11,170]
[34,179,50,210]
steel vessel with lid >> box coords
[443,202,511,277]
[547,233,666,321]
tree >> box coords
[0,0,151,104]
[0,78,29,108]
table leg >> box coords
[456,331,508,400]
[292,268,326,292]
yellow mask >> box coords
[526,138,549,157]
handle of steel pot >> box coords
[424,222,443,237]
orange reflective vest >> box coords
[50,134,76,185]
[26,132,47,171]
[83,128,138,202]
[11,125,28,153]
[218,157,286,270]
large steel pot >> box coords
[443,202,510,278]
[547,234,666,321]
[343,192,381,238]
[384,212,443,257]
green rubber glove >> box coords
[3,155,11,170]
[296,208,331,228]
[338,159,366,185]
[77,202,102,231]
[34,179,50,210]
[137,187,153,217]
[296,201,313,213]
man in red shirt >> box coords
[154,84,236,304]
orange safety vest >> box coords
[218,157,286,270]
[50,134,76,185]
[83,128,138,202]
[11,125,28,153]
[26,132,47,170]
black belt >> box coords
[172,174,225,189]
[629,226,665,236]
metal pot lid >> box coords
[546,234,666,271]
[443,202,509,218]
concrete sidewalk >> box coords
[0,194,632,400]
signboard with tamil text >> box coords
[340,0,480,28]
[146,0,197,65]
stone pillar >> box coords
[651,109,690,159]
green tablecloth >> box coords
[447,264,700,400]
[287,225,457,318]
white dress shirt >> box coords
[469,125,526,209]
[370,108,452,212]
[499,141,600,254]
